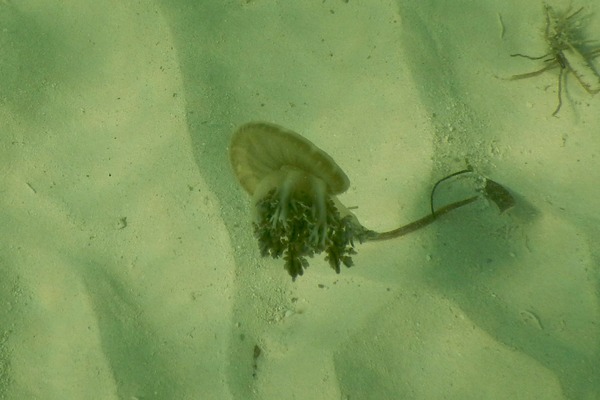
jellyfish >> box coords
[229,122,370,279]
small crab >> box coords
[510,4,600,115]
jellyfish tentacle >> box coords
[308,176,328,247]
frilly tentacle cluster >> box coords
[253,189,371,279]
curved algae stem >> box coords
[366,171,514,242]
[366,196,479,242]
[429,168,473,217]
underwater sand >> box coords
[1,0,599,399]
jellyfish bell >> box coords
[229,122,363,278]
[229,122,349,196]
[229,122,352,221]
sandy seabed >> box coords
[1,1,599,399]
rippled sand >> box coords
[1,1,598,399]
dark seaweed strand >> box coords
[369,196,479,242]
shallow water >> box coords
[1,1,599,399]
